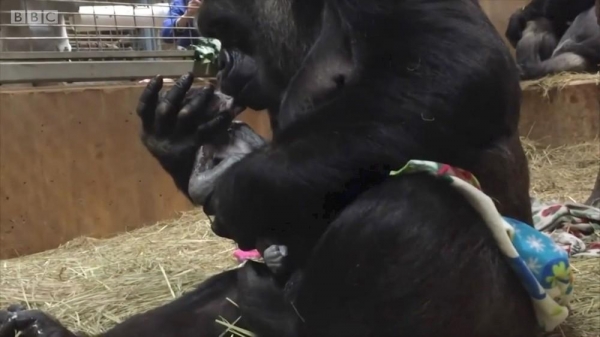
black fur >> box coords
[506,0,595,46]
[1,0,540,336]
[291,173,536,336]
[203,0,532,253]
[508,0,600,80]
[0,262,296,337]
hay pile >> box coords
[520,72,600,96]
[1,138,599,336]
[0,212,237,335]
[525,138,599,203]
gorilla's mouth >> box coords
[214,48,268,111]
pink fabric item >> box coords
[233,249,262,262]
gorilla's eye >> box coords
[333,74,346,89]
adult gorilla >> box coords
[506,0,599,80]
[0,0,546,336]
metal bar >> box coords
[0,60,203,84]
[0,13,179,20]
[0,35,196,40]
[44,0,183,8]
[0,11,182,18]
[0,50,194,60]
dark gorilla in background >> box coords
[506,0,600,204]
[506,0,600,79]
[0,0,541,336]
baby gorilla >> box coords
[144,75,289,276]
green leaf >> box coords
[189,37,222,63]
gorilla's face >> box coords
[215,48,274,111]
[197,0,272,111]
[198,0,353,131]
[197,0,323,113]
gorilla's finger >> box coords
[10,313,36,331]
[11,311,65,334]
[11,311,76,337]
[0,314,16,337]
[155,73,195,136]
[194,111,235,144]
[136,75,163,133]
[6,305,25,313]
[175,85,216,135]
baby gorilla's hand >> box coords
[136,73,245,198]
[189,121,267,206]
[263,245,289,275]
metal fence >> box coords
[0,0,215,84]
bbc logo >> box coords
[11,10,59,26]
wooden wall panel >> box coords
[520,80,600,147]
[0,84,270,259]
[479,0,529,49]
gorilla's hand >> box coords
[0,305,78,337]
[217,49,274,111]
[137,73,244,198]
[189,121,266,206]
[506,10,527,48]
[516,62,543,81]
[263,244,289,275]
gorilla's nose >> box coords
[218,49,231,71]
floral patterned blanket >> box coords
[532,198,600,258]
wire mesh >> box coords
[0,0,200,54]
[0,0,216,84]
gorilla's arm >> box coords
[514,18,559,65]
[519,8,600,79]
[0,262,297,337]
[506,0,548,46]
[506,0,595,46]
[521,0,549,19]
[207,108,421,256]
[543,0,596,23]
[559,34,600,64]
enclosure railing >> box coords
[0,0,216,84]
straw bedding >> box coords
[520,72,600,96]
[1,138,599,336]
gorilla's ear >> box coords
[278,3,359,130]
